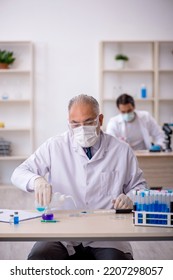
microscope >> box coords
[162,123,172,152]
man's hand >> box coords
[34,177,52,206]
[112,193,133,209]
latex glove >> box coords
[34,177,52,207]
[112,193,133,209]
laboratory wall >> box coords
[1,0,173,261]
[1,0,173,148]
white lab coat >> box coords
[11,130,147,256]
[106,110,165,149]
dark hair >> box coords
[116,93,135,108]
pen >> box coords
[92,209,115,214]
[92,209,132,214]
[41,220,58,223]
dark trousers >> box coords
[28,242,133,260]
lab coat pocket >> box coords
[100,171,119,195]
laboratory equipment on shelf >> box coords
[162,123,172,152]
[149,143,161,152]
[140,84,147,99]
[0,137,11,156]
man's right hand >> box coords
[34,177,52,206]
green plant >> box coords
[0,49,15,65]
[114,54,129,61]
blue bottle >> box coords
[14,211,19,224]
[141,84,147,98]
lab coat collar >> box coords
[116,110,151,149]
[70,130,108,161]
[115,111,141,140]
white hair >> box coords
[68,94,99,115]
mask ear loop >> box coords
[95,115,100,136]
[68,122,75,137]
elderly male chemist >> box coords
[11,94,147,260]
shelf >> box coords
[158,99,173,101]
[135,98,154,102]
[102,40,157,44]
[0,156,28,160]
[0,184,15,189]
[0,40,32,44]
[159,69,173,72]
[0,99,30,103]
[0,69,31,74]
[103,98,154,102]
[100,40,173,126]
[0,127,31,131]
[0,40,33,185]
[102,69,154,73]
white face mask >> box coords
[72,125,99,147]
[122,112,135,122]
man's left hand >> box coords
[112,194,133,209]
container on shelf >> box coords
[140,84,147,98]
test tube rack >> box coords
[132,189,173,227]
[133,211,173,227]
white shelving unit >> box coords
[0,41,34,184]
[99,41,173,130]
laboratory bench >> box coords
[135,151,173,188]
[0,210,173,242]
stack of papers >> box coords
[0,209,42,223]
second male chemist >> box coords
[106,93,165,150]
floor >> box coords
[0,241,173,260]
[131,241,173,260]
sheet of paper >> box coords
[0,209,42,223]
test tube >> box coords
[154,191,159,212]
[150,191,155,212]
[140,191,146,211]
[166,192,171,212]
[138,191,143,211]
[145,191,149,212]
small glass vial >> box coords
[9,214,14,225]
[14,211,19,225]
[141,84,147,98]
